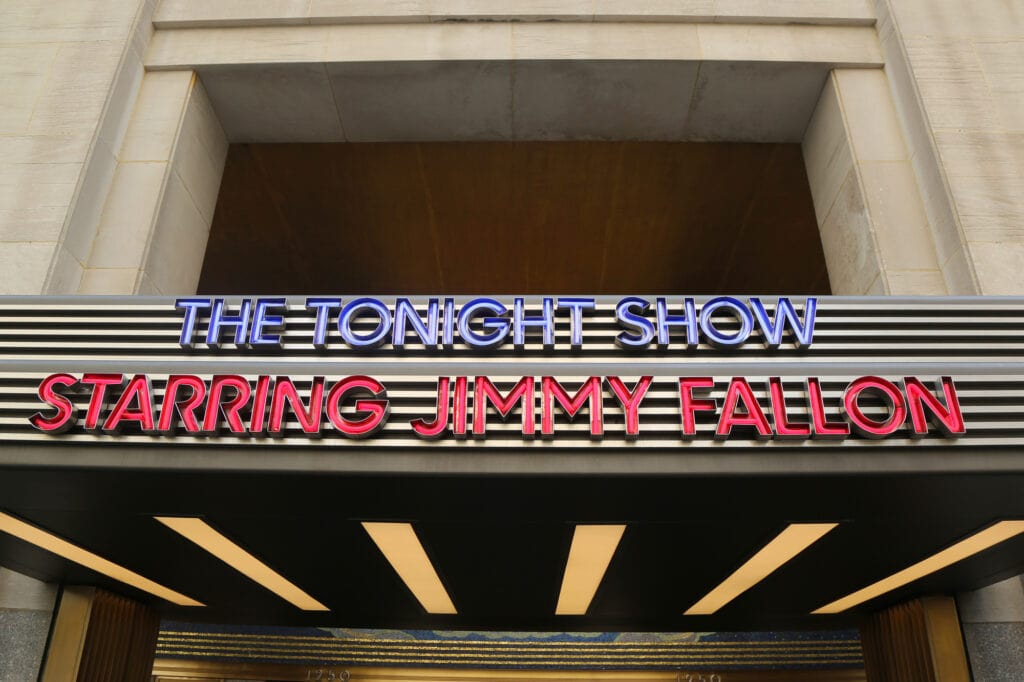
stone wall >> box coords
[0,0,151,294]
[958,576,1024,682]
[0,568,58,680]
[879,0,1024,294]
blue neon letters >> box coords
[174,296,817,350]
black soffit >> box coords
[3,469,1024,631]
[2,295,1024,630]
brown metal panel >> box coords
[128,604,162,682]
[198,142,829,296]
[72,589,160,682]
[860,597,969,682]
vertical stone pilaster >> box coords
[802,68,948,295]
[874,0,1024,295]
[75,70,228,295]
[0,0,154,295]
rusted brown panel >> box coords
[199,142,829,296]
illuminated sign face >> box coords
[29,371,964,442]
[20,295,976,447]
[173,296,817,350]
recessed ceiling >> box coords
[3,470,1024,632]
[196,60,830,144]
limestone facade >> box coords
[1,0,1022,678]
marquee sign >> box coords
[2,296,1023,451]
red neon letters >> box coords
[29,373,966,441]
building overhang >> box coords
[1,294,1022,631]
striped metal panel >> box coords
[1,296,1022,450]
[76,589,161,682]
[154,627,864,671]
[1,373,1022,449]
[0,296,1020,365]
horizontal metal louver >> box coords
[0,296,1020,364]
[1,296,1021,452]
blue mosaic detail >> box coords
[156,622,863,671]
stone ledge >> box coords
[153,0,876,30]
[145,23,883,70]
